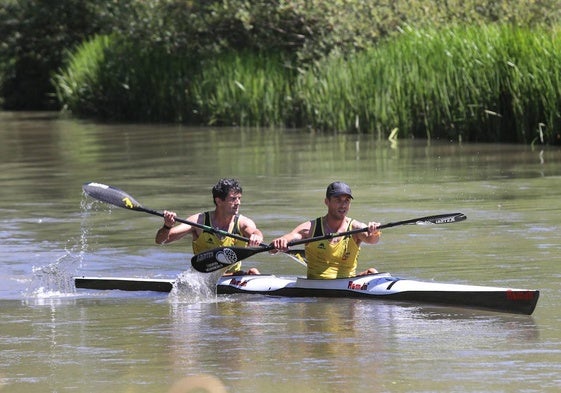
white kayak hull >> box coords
[74,273,539,315]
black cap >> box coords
[326,182,353,199]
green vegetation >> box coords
[52,25,561,144]
[0,0,126,109]
[298,25,561,144]
[192,52,296,127]
[54,35,197,122]
[3,0,561,143]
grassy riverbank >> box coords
[299,24,561,144]
[55,25,561,144]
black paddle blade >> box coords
[380,212,466,229]
[82,182,142,211]
[414,212,467,225]
[191,246,267,273]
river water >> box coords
[1,111,560,392]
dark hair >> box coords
[212,178,242,204]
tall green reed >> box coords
[192,52,296,127]
[54,35,112,116]
[54,34,197,122]
[297,24,561,144]
[54,26,561,144]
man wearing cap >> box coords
[271,181,381,279]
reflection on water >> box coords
[1,111,561,392]
[167,296,542,392]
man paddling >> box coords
[156,178,263,275]
[271,181,380,279]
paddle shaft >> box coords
[82,182,270,247]
[139,205,269,245]
[191,212,467,272]
[289,212,467,246]
[148,205,304,262]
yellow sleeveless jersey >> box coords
[305,217,361,279]
[192,212,247,273]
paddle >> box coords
[81,182,305,258]
[191,212,467,272]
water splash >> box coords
[27,249,78,298]
[170,270,225,304]
[25,195,95,298]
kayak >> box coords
[74,272,539,315]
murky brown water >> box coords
[1,111,560,392]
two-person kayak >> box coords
[74,272,539,315]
